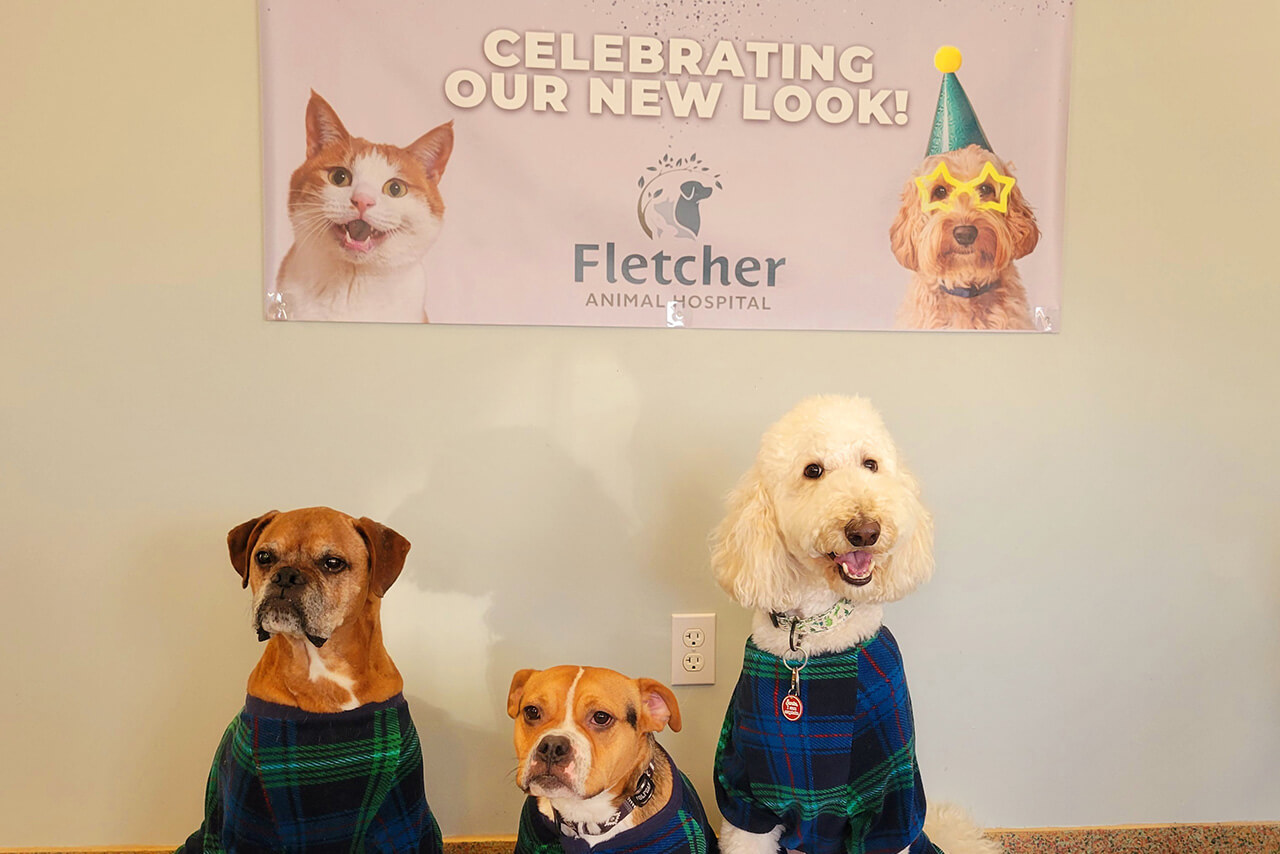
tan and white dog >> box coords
[711,396,1001,854]
[507,666,718,854]
[180,507,442,853]
[232,506,412,711]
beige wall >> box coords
[2,0,1278,846]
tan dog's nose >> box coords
[271,567,306,589]
[952,224,978,246]
[535,735,572,767]
[844,519,881,548]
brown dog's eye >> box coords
[523,705,541,722]
[977,183,995,198]
[255,550,275,566]
[863,459,879,473]
[591,711,613,727]
[321,556,347,572]
[931,185,949,201]
[803,463,824,479]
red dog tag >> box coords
[781,694,803,721]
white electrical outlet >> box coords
[671,613,716,685]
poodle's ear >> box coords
[889,183,921,271]
[711,467,798,612]
[881,465,935,602]
[1004,166,1040,260]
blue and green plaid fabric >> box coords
[179,693,442,854]
[514,754,717,854]
[714,628,941,854]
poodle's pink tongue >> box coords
[835,550,874,585]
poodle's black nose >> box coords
[535,735,572,766]
[953,225,978,246]
[845,519,881,548]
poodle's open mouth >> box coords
[830,550,875,586]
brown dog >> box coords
[890,144,1040,330]
[229,506,410,711]
[506,666,717,853]
[180,507,443,853]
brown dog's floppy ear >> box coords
[228,511,280,588]
[1005,178,1040,260]
[636,678,681,734]
[888,183,921,271]
[507,669,538,719]
[354,517,412,598]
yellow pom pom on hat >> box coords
[934,45,963,74]
[926,45,992,156]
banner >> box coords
[259,1,1072,331]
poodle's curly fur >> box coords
[711,396,1001,854]
[712,396,933,645]
[890,145,1039,331]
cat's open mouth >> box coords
[335,220,385,253]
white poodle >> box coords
[711,395,1001,854]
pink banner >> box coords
[259,1,1071,331]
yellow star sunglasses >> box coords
[915,161,1016,214]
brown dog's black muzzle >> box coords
[255,567,328,648]
[952,225,979,246]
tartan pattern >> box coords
[513,755,717,854]
[714,628,942,854]
[179,694,443,853]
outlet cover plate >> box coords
[671,613,716,685]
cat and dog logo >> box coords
[635,152,722,240]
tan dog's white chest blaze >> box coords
[507,665,681,827]
[227,507,411,713]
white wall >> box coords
[2,0,1278,846]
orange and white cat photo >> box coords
[273,91,453,323]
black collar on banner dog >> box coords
[940,280,999,298]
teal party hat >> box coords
[926,46,992,156]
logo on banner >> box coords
[636,153,723,240]
[574,151,780,319]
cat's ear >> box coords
[304,91,351,159]
[408,122,453,185]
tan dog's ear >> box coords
[711,468,799,612]
[354,517,412,598]
[507,669,538,719]
[635,678,681,733]
[228,511,280,588]
[889,183,921,271]
[1005,179,1040,260]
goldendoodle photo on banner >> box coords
[258,0,1072,331]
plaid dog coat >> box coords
[513,752,718,854]
[714,628,941,854]
[179,693,442,854]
